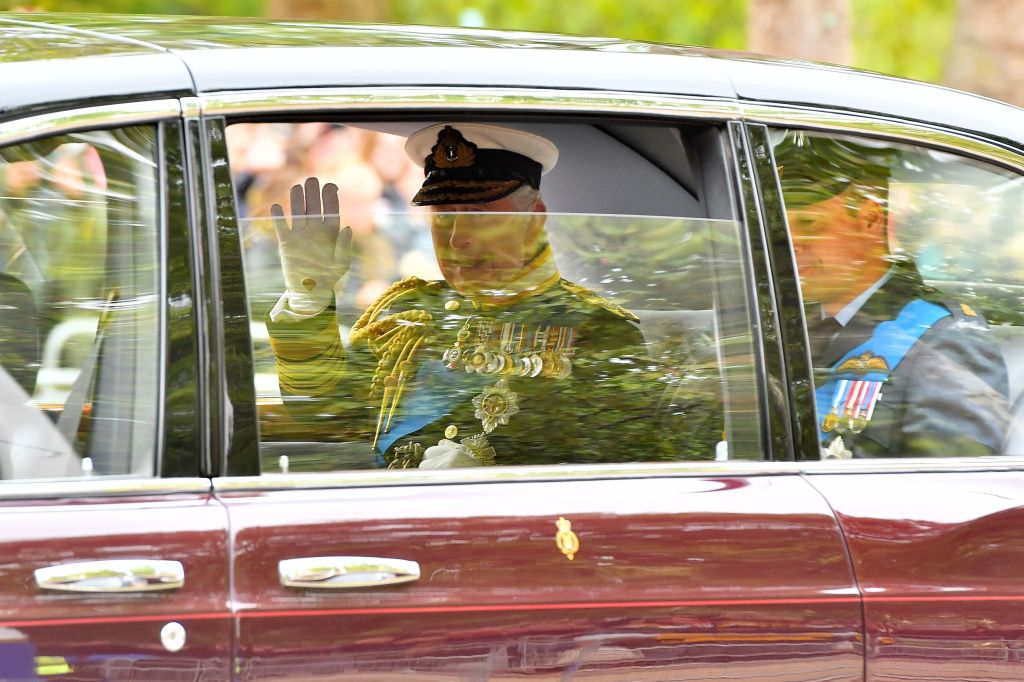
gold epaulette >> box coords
[559,279,639,323]
[347,276,442,450]
[350,276,441,344]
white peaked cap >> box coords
[405,123,559,174]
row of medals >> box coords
[442,318,574,379]
[822,409,868,435]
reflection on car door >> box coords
[808,471,1024,682]
[220,474,863,680]
[752,118,1024,682]
[0,110,233,679]
[0,484,231,680]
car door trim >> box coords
[196,88,1024,176]
[4,97,1010,178]
[239,595,865,620]
[0,611,230,629]
[742,102,1024,176]
[161,118,204,477]
[198,87,742,120]
[0,477,211,500]
[742,123,820,461]
[0,99,182,149]
[727,121,792,461]
[211,456,1024,491]
[197,116,260,477]
[233,592,1024,619]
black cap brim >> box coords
[411,175,525,206]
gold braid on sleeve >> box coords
[349,276,441,450]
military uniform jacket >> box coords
[267,276,719,467]
[812,264,1010,457]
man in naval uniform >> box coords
[774,132,1010,458]
[266,123,718,468]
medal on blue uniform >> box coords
[853,381,882,432]
[824,379,884,435]
[821,379,846,433]
[815,298,951,446]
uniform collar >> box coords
[458,243,561,309]
[816,261,931,365]
[834,266,896,326]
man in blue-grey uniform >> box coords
[266,123,719,468]
[774,132,1010,458]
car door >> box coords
[0,108,231,679]
[205,93,865,680]
[750,112,1024,682]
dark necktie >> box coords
[807,316,842,366]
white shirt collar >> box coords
[834,266,896,326]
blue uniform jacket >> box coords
[811,263,1010,457]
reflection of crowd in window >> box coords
[0,144,108,311]
[0,144,109,398]
[227,123,441,320]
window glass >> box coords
[771,128,1021,458]
[0,126,161,480]
[227,121,761,472]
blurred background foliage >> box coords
[2,0,1020,103]
[2,0,263,14]
[384,0,748,52]
[852,0,957,83]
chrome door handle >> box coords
[35,560,184,593]
[279,556,420,589]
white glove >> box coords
[821,436,853,460]
[271,177,352,314]
[419,439,484,469]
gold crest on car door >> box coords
[555,517,580,560]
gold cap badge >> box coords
[432,126,477,169]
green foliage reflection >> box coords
[4,0,967,85]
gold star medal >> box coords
[472,378,520,433]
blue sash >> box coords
[814,298,949,442]
[375,359,484,454]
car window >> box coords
[226,120,762,472]
[770,128,1022,458]
[0,126,161,479]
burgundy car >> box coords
[0,13,1022,682]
